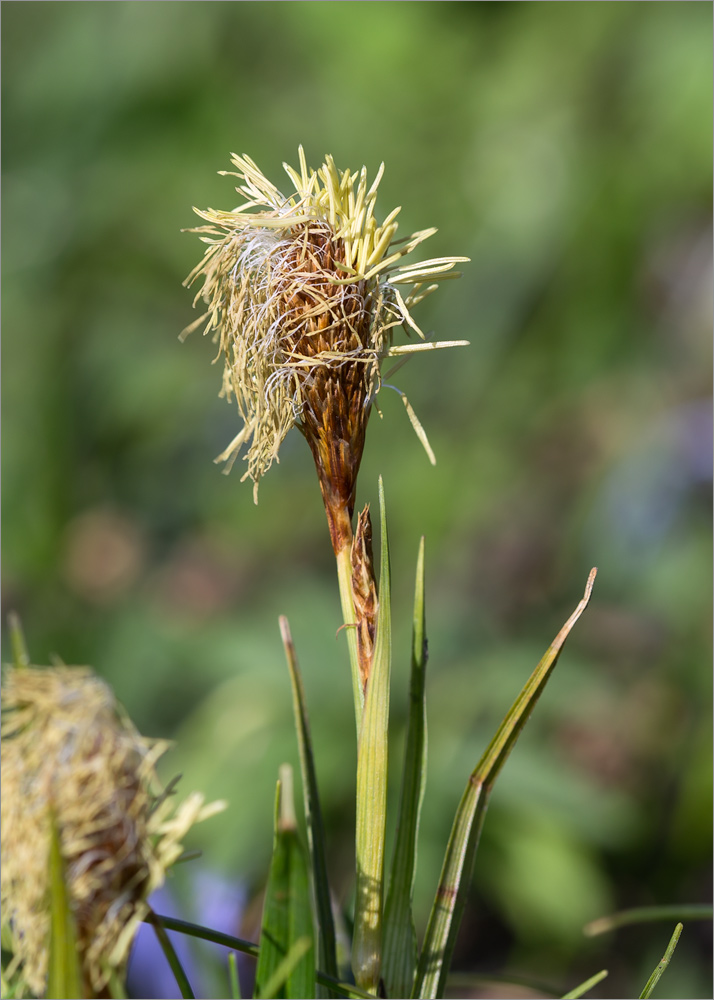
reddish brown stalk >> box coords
[279,226,372,551]
[278,224,378,684]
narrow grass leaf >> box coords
[256,937,312,1000]
[584,904,712,936]
[383,537,427,998]
[561,969,608,999]
[145,913,370,999]
[228,952,242,1000]
[146,913,259,960]
[106,968,129,999]
[46,812,83,1000]
[638,923,683,1000]
[7,612,30,669]
[255,774,291,996]
[149,910,195,999]
[255,766,316,999]
[414,569,597,1000]
[352,477,392,995]
[280,615,338,996]
[448,972,562,997]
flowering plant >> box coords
[183,149,468,709]
[0,622,225,1000]
[179,149,598,999]
[3,147,692,1000]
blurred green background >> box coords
[2,3,711,998]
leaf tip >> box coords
[279,615,292,645]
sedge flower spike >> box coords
[1,663,225,998]
[183,147,469,551]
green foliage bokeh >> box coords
[2,3,711,998]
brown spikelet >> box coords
[277,224,374,550]
[183,147,469,503]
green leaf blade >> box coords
[584,904,712,936]
[561,969,608,999]
[256,938,313,1000]
[46,813,83,1000]
[143,913,370,999]
[352,477,392,995]
[280,615,339,997]
[7,612,30,670]
[383,536,428,999]
[228,952,242,1000]
[150,911,196,999]
[638,923,683,1000]
[414,569,597,1000]
[254,766,316,1000]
